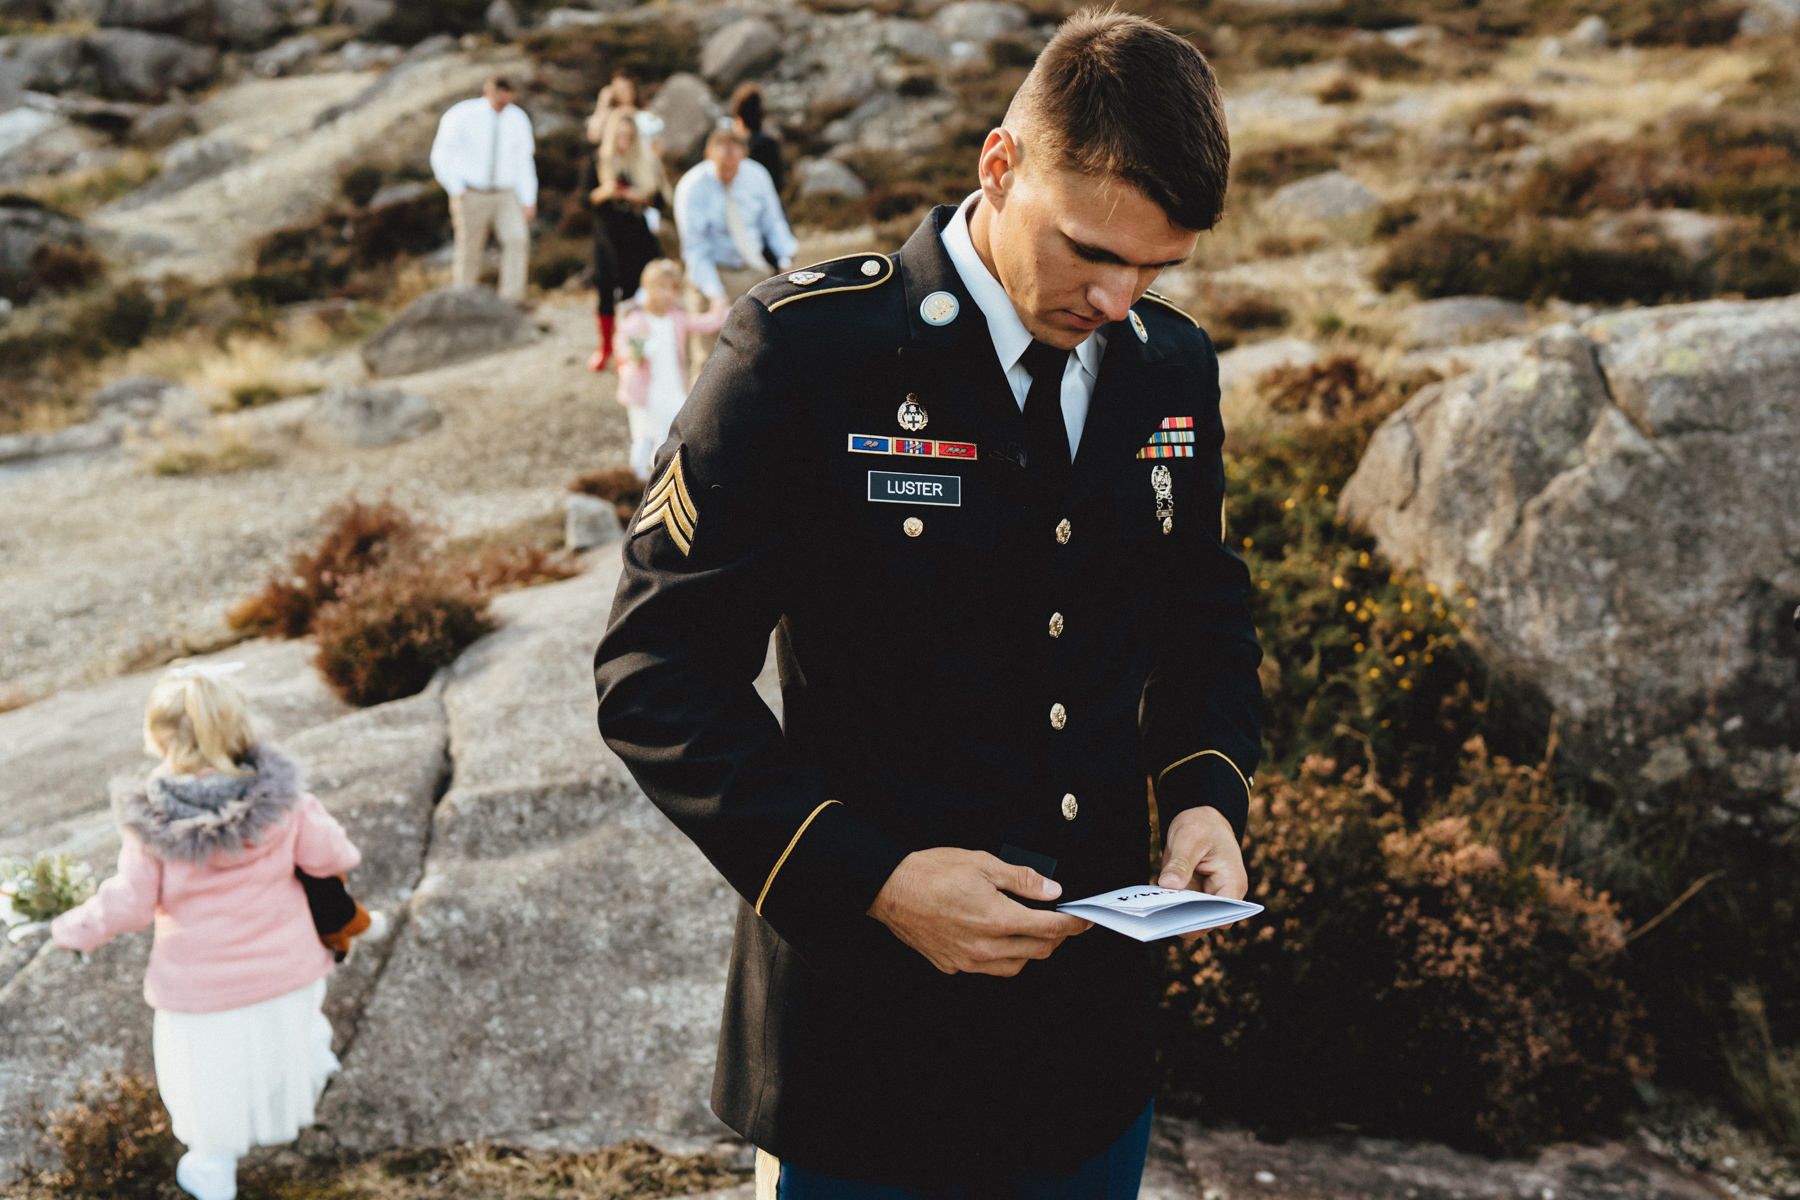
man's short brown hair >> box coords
[1007,7,1230,231]
[705,127,746,154]
[486,74,516,94]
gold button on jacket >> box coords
[1054,518,1072,544]
[1048,612,1064,638]
[1061,793,1079,820]
[1049,702,1067,729]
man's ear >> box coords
[978,127,1019,211]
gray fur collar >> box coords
[112,744,304,863]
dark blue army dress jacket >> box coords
[595,205,1263,1185]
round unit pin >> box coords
[903,517,923,537]
[861,259,883,277]
[1129,310,1149,342]
[920,291,959,326]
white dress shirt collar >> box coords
[940,193,1105,383]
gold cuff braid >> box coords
[754,800,842,916]
[1156,750,1252,807]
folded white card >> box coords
[1057,885,1262,942]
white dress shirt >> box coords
[672,157,798,299]
[430,97,538,208]
[941,193,1105,456]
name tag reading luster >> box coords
[867,470,961,506]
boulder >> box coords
[359,286,533,378]
[564,491,621,551]
[1594,208,1735,262]
[0,34,84,94]
[1742,0,1800,33]
[307,383,442,447]
[0,201,87,298]
[699,16,781,90]
[91,374,180,413]
[117,134,246,205]
[90,0,210,37]
[1567,14,1608,49]
[1402,296,1530,348]
[884,18,951,61]
[85,29,218,101]
[931,0,1027,42]
[126,99,195,145]
[795,155,867,200]
[312,562,739,1153]
[1215,335,1317,395]
[335,0,394,34]
[251,32,320,77]
[1338,298,1800,795]
[485,0,519,40]
[0,107,60,163]
[1260,170,1380,239]
[650,71,718,164]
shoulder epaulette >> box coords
[756,252,896,312]
[1137,288,1199,327]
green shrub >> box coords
[312,562,494,706]
[29,1073,177,1198]
[1159,750,1653,1154]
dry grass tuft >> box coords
[311,564,494,707]
[571,467,646,526]
[229,499,420,640]
[147,433,278,477]
[23,152,162,217]
[16,1072,177,1198]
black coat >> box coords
[594,206,1262,1185]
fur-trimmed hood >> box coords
[112,743,304,863]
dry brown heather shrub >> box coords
[1192,287,1290,349]
[1159,750,1653,1154]
[1316,75,1361,105]
[572,467,646,526]
[229,499,419,639]
[459,542,580,594]
[278,1137,747,1200]
[311,564,494,707]
[23,1072,177,1198]
[1726,984,1800,1151]
[1230,141,1339,190]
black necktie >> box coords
[1018,339,1072,498]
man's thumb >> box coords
[1009,865,1061,901]
[1159,857,1192,890]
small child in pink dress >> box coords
[615,258,728,480]
[52,664,362,1200]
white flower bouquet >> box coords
[2,852,96,945]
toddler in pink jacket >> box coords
[53,664,362,1200]
[616,257,727,479]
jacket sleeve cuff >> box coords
[754,800,911,949]
[1156,751,1253,842]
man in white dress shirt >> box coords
[430,76,538,303]
[672,128,796,370]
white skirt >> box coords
[152,978,339,1158]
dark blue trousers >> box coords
[771,1103,1154,1200]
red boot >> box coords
[587,314,615,372]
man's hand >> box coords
[868,848,1091,976]
[1158,806,1249,942]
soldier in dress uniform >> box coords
[594,9,1260,1197]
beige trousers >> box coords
[450,189,530,302]
[686,265,770,383]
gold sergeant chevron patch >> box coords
[635,447,699,555]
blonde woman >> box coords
[584,106,669,371]
[52,664,364,1200]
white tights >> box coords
[176,1150,237,1200]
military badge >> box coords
[1151,464,1174,535]
[935,440,977,460]
[847,434,976,460]
[635,447,700,555]
[848,434,893,454]
[895,438,933,456]
[920,291,959,326]
[861,259,884,277]
[787,270,825,286]
[1129,310,1149,342]
[896,395,929,432]
[1136,416,1197,459]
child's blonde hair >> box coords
[144,670,256,775]
[640,257,682,292]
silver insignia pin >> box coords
[861,259,883,277]
[1152,464,1173,535]
[788,270,825,285]
[1130,310,1149,343]
[897,395,929,432]
[920,291,959,326]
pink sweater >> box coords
[614,304,728,408]
[52,793,360,1013]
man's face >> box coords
[708,141,745,185]
[484,83,514,111]
[979,128,1199,350]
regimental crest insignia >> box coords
[787,270,825,285]
[1151,463,1174,535]
[1129,310,1149,342]
[896,395,929,432]
[635,447,700,555]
